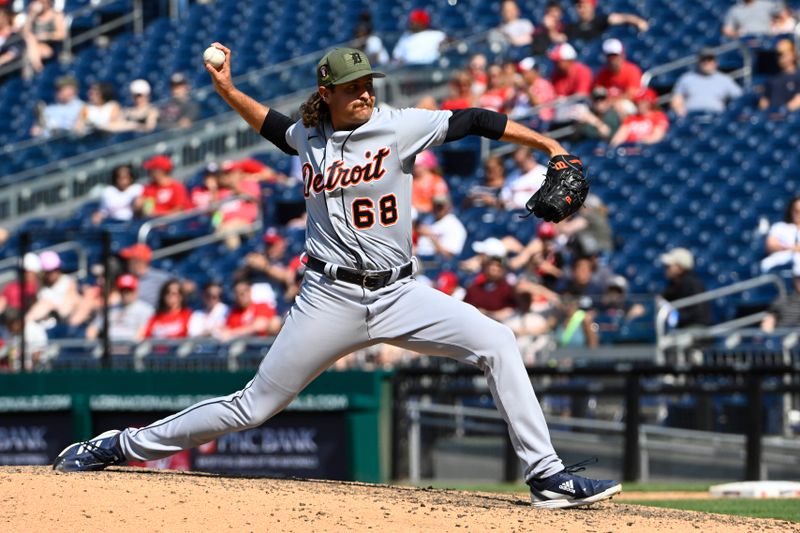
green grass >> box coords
[407,481,800,523]
[624,499,800,523]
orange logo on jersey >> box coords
[302,147,392,198]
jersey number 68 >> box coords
[352,194,398,229]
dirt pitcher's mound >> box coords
[1,467,796,532]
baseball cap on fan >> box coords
[602,38,624,56]
[660,247,694,270]
[317,47,385,87]
[548,43,577,62]
[472,237,507,258]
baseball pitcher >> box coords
[54,44,616,508]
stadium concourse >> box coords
[0,2,799,428]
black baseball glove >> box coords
[524,154,589,222]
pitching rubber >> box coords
[531,483,622,509]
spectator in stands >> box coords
[497,0,535,47]
[761,263,800,332]
[158,73,199,130]
[464,155,506,209]
[510,57,556,128]
[25,251,79,324]
[554,294,598,347]
[0,6,24,74]
[660,247,712,328]
[392,8,446,65]
[30,76,83,138]
[590,274,646,328]
[559,193,614,257]
[671,48,744,117]
[122,79,159,133]
[0,252,40,316]
[190,162,227,210]
[352,12,389,66]
[134,155,190,217]
[609,88,669,147]
[435,271,466,300]
[144,279,192,339]
[478,64,515,113]
[86,274,153,343]
[0,308,48,371]
[565,0,649,42]
[216,279,281,340]
[412,150,448,215]
[239,228,291,308]
[92,164,143,224]
[771,5,797,34]
[415,195,467,259]
[467,53,489,95]
[549,43,593,124]
[504,288,555,364]
[215,159,262,249]
[761,195,800,272]
[187,281,229,338]
[75,82,127,134]
[531,1,566,56]
[722,0,778,39]
[758,39,800,112]
[440,70,476,110]
[558,255,605,298]
[571,86,621,141]
[68,261,122,328]
[119,243,172,309]
[460,237,508,274]
[593,38,642,105]
[508,222,565,290]
[464,255,517,321]
[21,0,64,73]
[499,146,547,210]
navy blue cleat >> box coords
[53,430,126,472]
[528,459,621,509]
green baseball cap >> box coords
[316,47,385,86]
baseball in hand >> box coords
[203,46,225,69]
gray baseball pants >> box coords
[118,270,564,480]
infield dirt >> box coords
[1,466,797,532]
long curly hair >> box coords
[299,90,331,128]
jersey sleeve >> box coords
[260,109,300,155]
[392,108,453,162]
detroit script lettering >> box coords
[302,147,391,198]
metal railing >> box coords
[61,0,144,61]
[655,274,787,364]
[405,400,800,483]
[0,27,497,226]
[395,363,800,483]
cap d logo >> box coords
[319,65,329,79]
[348,52,363,65]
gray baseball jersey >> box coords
[288,106,450,270]
[116,106,565,482]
